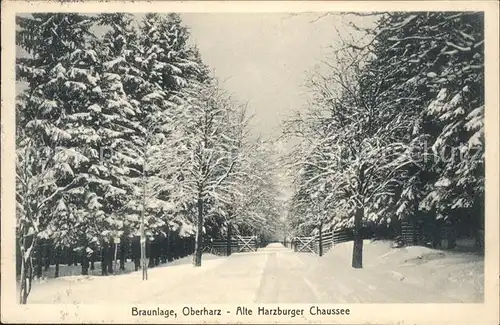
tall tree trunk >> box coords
[19,248,27,304]
[193,195,204,267]
[19,236,35,304]
[141,237,147,279]
[34,245,43,278]
[475,196,485,249]
[351,206,364,268]
[153,239,159,265]
[44,241,51,271]
[132,237,140,271]
[119,240,126,271]
[159,234,166,263]
[164,233,171,263]
[182,236,185,256]
[352,164,366,269]
[55,246,60,278]
[19,256,29,304]
[73,250,78,266]
[101,242,108,276]
[81,238,90,275]
[226,221,232,256]
[90,251,95,271]
[318,221,323,257]
[174,236,179,259]
[66,247,73,266]
[130,236,141,271]
[183,238,188,257]
[16,241,22,276]
[107,242,114,274]
[156,241,162,265]
[177,238,182,258]
[81,253,89,275]
[148,239,156,267]
[167,233,173,262]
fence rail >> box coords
[207,235,258,256]
[292,229,353,256]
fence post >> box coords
[319,221,323,257]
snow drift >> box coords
[319,239,483,302]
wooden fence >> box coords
[236,236,259,252]
[292,228,353,256]
[207,235,258,255]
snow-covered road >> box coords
[26,242,481,304]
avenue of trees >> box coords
[16,13,281,303]
[14,10,486,304]
[284,12,485,268]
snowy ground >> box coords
[312,239,484,303]
[22,241,483,304]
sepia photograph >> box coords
[2,1,499,324]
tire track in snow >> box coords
[255,250,321,303]
[254,252,278,303]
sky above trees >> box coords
[176,13,376,142]
[16,12,374,144]
[180,13,339,140]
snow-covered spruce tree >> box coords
[113,13,207,274]
[343,12,485,247]
[89,13,147,274]
[42,15,145,277]
[16,13,102,303]
[375,12,485,245]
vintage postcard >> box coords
[1,1,499,324]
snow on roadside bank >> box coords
[320,239,484,302]
[22,254,225,304]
